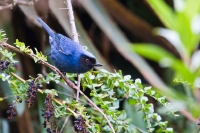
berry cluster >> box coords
[0,60,10,71]
[42,94,56,133]
[6,103,17,120]
[25,80,39,108]
[6,96,23,120]
[74,116,88,133]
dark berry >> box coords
[6,110,10,114]
[6,104,17,120]
[9,105,13,109]
[13,112,17,116]
[46,128,50,132]
[0,60,10,71]
[73,116,88,133]
[41,94,56,132]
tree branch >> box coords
[0,0,34,10]
[66,0,79,43]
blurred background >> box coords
[0,0,200,132]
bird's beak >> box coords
[93,63,103,67]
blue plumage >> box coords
[37,17,102,73]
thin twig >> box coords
[76,74,81,102]
[66,0,81,103]
[57,91,91,106]
[60,116,70,133]
[75,75,81,102]
[0,0,34,10]
[196,128,200,133]
[0,41,115,133]
[43,73,76,97]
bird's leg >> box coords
[76,74,81,102]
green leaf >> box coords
[0,97,3,101]
[166,128,173,133]
[147,0,176,29]
[44,89,58,97]
[124,75,131,81]
[133,44,176,61]
[157,127,164,133]
[0,29,7,41]
[133,44,195,84]
[135,78,141,84]
[117,110,127,120]
[157,96,166,104]
[175,12,199,54]
[35,48,47,62]
[127,98,138,105]
[184,0,200,20]
[140,96,148,104]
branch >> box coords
[0,0,34,10]
[66,0,79,43]
[66,0,81,103]
[0,41,115,133]
[60,116,70,133]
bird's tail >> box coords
[37,17,54,37]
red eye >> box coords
[86,59,89,63]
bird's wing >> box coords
[55,34,72,55]
[55,34,83,56]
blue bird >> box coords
[37,17,103,73]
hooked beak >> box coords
[92,63,103,67]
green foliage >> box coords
[15,39,34,54]
[133,2,200,91]
[140,0,200,84]
[0,47,18,64]
[80,70,176,132]
[0,29,7,42]
[133,0,200,132]
[0,30,177,133]
[15,39,47,62]
[147,0,200,54]
[37,72,61,84]
[34,48,47,62]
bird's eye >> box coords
[86,59,89,63]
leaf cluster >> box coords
[0,30,178,133]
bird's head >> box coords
[79,52,102,73]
